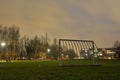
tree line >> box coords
[0,25,59,61]
[0,25,120,61]
[113,40,120,59]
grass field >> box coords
[0,60,120,80]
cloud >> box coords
[60,0,120,47]
[0,0,72,35]
[0,0,120,47]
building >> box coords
[98,48,116,59]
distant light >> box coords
[99,53,103,56]
[85,54,88,56]
[80,57,84,59]
[47,48,51,53]
[108,57,112,59]
[1,42,6,47]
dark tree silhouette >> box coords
[0,25,20,61]
[50,38,59,59]
[116,46,120,60]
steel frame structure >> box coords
[59,39,100,67]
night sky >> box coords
[0,0,120,48]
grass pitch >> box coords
[0,60,120,80]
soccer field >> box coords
[0,60,120,80]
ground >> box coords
[0,60,120,80]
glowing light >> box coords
[85,54,88,56]
[108,57,112,59]
[99,53,103,56]
[47,48,51,53]
[1,42,6,47]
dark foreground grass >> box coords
[0,60,120,80]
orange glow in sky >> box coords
[0,0,120,48]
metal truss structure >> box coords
[59,39,101,67]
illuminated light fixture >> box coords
[99,53,103,56]
[85,54,88,56]
[47,48,51,53]
[1,42,6,47]
[108,57,112,59]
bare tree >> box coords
[113,40,120,48]
[49,38,59,59]
[0,25,20,61]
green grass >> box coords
[61,59,97,65]
[0,60,120,80]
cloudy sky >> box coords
[0,0,120,48]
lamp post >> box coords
[46,48,51,59]
[1,42,6,55]
[47,48,51,53]
[0,42,6,62]
[1,42,6,47]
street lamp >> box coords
[46,48,51,59]
[1,42,6,47]
[47,48,51,53]
[0,42,6,62]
